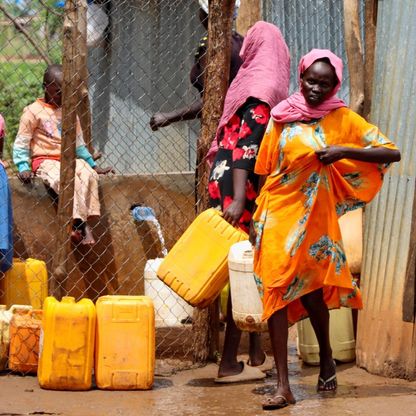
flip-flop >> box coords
[262,394,294,410]
[214,362,266,384]
[317,360,337,391]
[317,373,337,392]
[248,352,274,373]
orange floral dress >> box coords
[253,107,398,324]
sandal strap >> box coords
[319,374,337,385]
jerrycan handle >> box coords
[216,210,249,237]
[28,309,43,320]
[9,304,33,314]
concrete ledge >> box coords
[9,173,195,301]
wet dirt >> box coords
[0,342,415,416]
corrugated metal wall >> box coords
[88,0,202,174]
[263,0,364,103]
[356,0,416,380]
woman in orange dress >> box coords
[250,49,401,410]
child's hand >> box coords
[18,170,33,184]
[94,166,115,175]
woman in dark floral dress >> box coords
[209,99,270,232]
[207,22,290,383]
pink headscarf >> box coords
[271,49,346,123]
[207,21,290,162]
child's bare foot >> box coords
[81,224,96,245]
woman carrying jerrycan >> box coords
[250,49,400,410]
[207,21,290,383]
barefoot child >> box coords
[13,64,113,245]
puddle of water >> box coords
[131,205,168,257]
[153,377,174,390]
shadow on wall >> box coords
[9,174,194,302]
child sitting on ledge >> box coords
[13,64,114,245]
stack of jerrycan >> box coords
[9,307,42,373]
[228,240,268,332]
[0,305,32,370]
[297,209,362,364]
[38,297,96,390]
[157,209,247,308]
[1,258,48,309]
[95,295,155,390]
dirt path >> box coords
[1,342,415,416]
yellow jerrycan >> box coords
[297,308,356,364]
[95,296,155,390]
[0,304,32,370]
[2,258,48,309]
[38,296,96,390]
[157,209,248,308]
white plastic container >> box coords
[338,208,363,274]
[297,307,356,365]
[228,241,268,332]
[144,259,194,327]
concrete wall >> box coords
[10,173,195,302]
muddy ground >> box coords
[1,339,415,416]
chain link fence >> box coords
[0,0,361,375]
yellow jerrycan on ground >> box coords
[228,241,268,332]
[297,307,356,364]
[297,209,362,364]
[38,296,96,390]
[0,304,32,370]
[95,295,155,390]
[157,208,248,308]
[1,258,48,309]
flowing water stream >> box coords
[131,205,168,257]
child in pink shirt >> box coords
[13,65,113,245]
